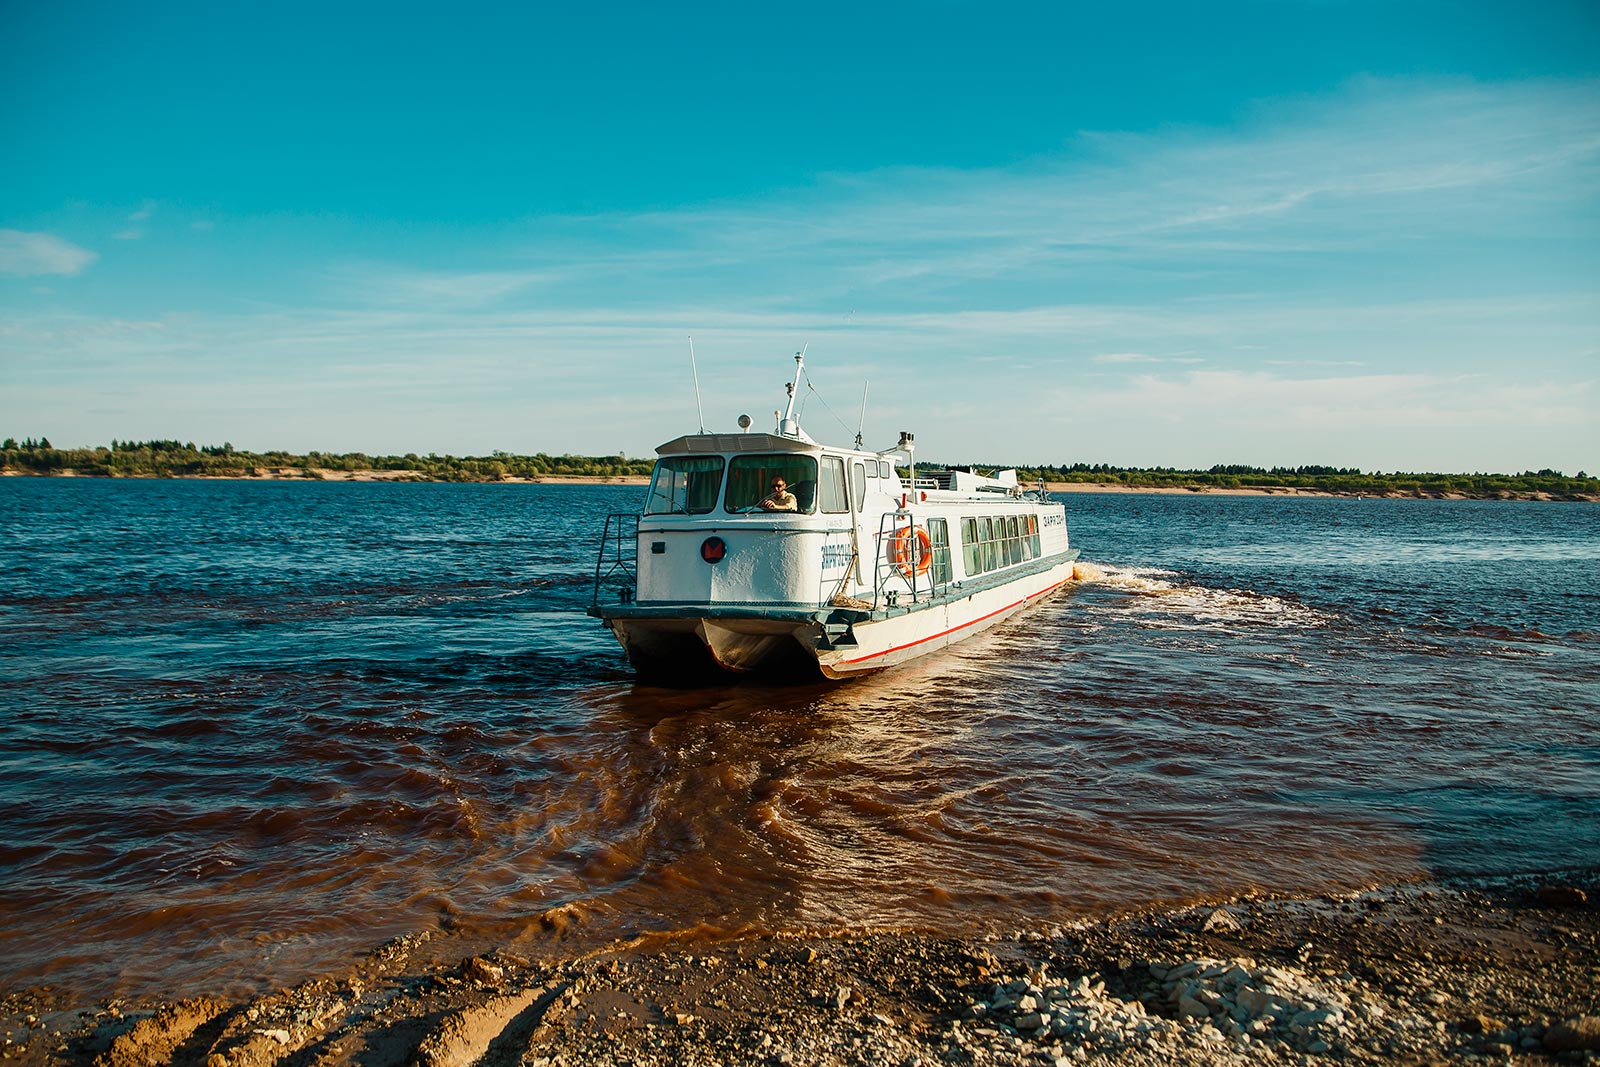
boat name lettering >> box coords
[821,539,853,570]
[1041,513,1064,528]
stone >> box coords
[1202,909,1240,933]
[1177,994,1210,1020]
[1535,886,1588,907]
[462,957,504,985]
[1460,1013,1506,1034]
[1544,1017,1600,1053]
[1234,987,1277,1018]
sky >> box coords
[2,1,1597,473]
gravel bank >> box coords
[5,869,1596,1067]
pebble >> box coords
[1536,886,1589,908]
[1545,1016,1600,1053]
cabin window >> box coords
[1028,515,1041,557]
[723,454,818,513]
[852,462,867,511]
[1020,514,1035,561]
[877,460,891,478]
[820,455,849,513]
[961,517,980,576]
[979,517,997,573]
[928,519,952,584]
[644,455,724,514]
[1007,517,1022,565]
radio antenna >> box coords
[688,335,706,434]
[855,379,869,449]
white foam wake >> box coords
[1071,561,1335,630]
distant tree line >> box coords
[2,438,1595,499]
[0,438,654,481]
[950,460,1599,500]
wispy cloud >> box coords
[504,77,1600,307]
[1055,367,1600,472]
[0,230,99,276]
[331,264,557,309]
[113,200,158,240]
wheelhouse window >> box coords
[852,462,867,511]
[820,455,849,513]
[644,455,724,514]
[724,454,819,513]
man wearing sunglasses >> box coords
[758,477,798,512]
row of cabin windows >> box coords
[645,454,895,516]
[960,515,1041,576]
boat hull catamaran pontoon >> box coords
[588,352,1080,680]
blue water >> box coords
[1,479,1597,1001]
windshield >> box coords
[724,454,818,513]
[644,455,724,514]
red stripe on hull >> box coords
[835,576,1073,666]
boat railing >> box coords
[591,512,639,606]
[869,509,951,609]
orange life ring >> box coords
[888,525,933,579]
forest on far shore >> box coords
[3,438,1596,500]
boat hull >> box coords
[815,557,1077,678]
[593,553,1078,681]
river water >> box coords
[1,480,1596,1000]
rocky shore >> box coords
[5,869,1596,1067]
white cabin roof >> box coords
[656,433,825,456]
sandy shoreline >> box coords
[5,868,1595,1067]
[5,468,1595,500]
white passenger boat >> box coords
[588,353,1080,680]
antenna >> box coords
[688,335,706,434]
[855,379,869,449]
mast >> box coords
[779,346,807,437]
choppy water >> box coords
[2,480,1597,1000]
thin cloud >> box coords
[333,264,557,309]
[115,201,157,240]
[0,230,98,276]
[525,77,1600,302]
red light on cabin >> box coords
[700,537,727,564]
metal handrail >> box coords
[871,509,951,608]
[591,512,639,606]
